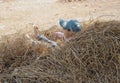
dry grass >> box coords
[0,25,62,76]
[0,33,43,74]
[0,20,120,83]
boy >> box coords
[58,19,82,41]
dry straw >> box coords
[0,20,120,83]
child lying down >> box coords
[25,19,82,47]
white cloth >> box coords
[37,35,58,47]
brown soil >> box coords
[0,0,120,36]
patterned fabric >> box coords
[54,32,64,38]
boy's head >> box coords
[59,19,82,32]
[59,19,82,39]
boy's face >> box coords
[63,29,74,39]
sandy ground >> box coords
[0,0,120,36]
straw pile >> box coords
[0,20,120,83]
[0,25,62,79]
[0,33,41,74]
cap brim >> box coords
[59,19,68,29]
[62,21,67,29]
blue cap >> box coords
[59,19,82,32]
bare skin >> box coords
[33,25,41,39]
[63,30,73,38]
